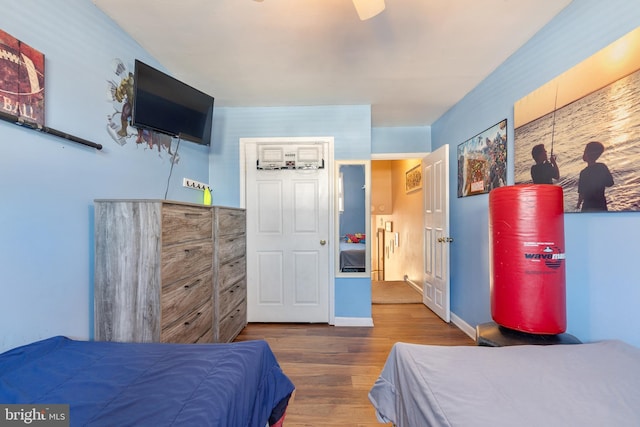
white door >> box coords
[423,145,451,322]
[244,141,330,322]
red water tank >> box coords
[489,184,566,334]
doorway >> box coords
[370,154,427,304]
[241,137,334,323]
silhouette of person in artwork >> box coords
[576,141,614,212]
[530,144,559,184]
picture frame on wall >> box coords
[0,29,45,126]
[405,164,422,193]
[457,119,508,198]
[514,27,640,213]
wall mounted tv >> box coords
[132,59,214,145]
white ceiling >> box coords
[92,0,572,128]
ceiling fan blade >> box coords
[352,0,385,20]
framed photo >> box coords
[0,29,45,126]
[457,119,508,197]
[405,164,422,193]
[514,27,640,213]
[385,221,393,232]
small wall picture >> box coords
[0,29,45,126]
[385,221,393,232]
[457,119,508,197]
[405,164,422,193]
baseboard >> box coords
[334,317,374,327]
[451,312,476,341]
[405,278,423,295]
[400,279,476,341]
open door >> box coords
[422,145,451,322]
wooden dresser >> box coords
[212,207,247,342]
[94,200,247,344]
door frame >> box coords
[335,160,371,279]
[240,136,336,324]
[371,152,428,292]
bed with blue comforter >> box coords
[0,336,294,427]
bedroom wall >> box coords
[209,111,433,321]
[371,126,431,154]
[209,105,371,208]
[209,105,375,320]
[433,0,640,347]
[7,1,636,353]
[0,0,210,353]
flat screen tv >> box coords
[132,59,214,145]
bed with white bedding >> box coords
[368,340,640,427]
[339,241,366,272]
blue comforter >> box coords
[0,336,294,427]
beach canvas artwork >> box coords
[514,26,640,213]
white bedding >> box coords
[369,340,640,427]
[339,241,366,271]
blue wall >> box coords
[372,126,431,153]
[209,105,372,207]
[209,105,375,320]
[335,277,372,318]
[432,0,640,347]
[0,0,210,352]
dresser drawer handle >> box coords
[184,279,201,290]
[184,311,202,326]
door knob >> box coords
[320,240,327,245]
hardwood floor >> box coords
[235,303,475,427]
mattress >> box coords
[339,241,366,271]
[369,340,640,427]
[0,336,295,427]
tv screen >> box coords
[132,59,214,145]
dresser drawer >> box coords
[162,269,212,327]
[219,278,246,319]
[162,204,212,245]
[216,209,245,237]
[218,300,247,343]
[161,301,213,343]
[219,257,246,290]
[162,240,213,285]
[217,235,245,263]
